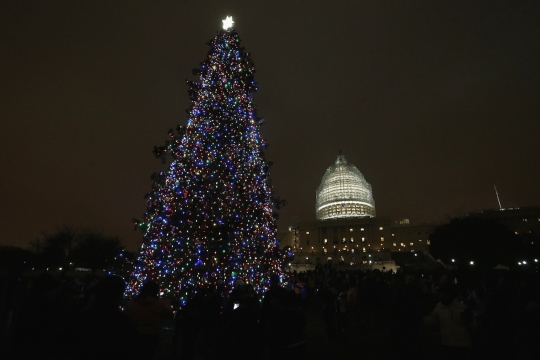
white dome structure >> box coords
[316,153,375,220]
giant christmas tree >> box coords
[128,17,284,306]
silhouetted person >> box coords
[193,292,223,360]
[515,298,540,360]
[337,291,348,331]
[63,275,138,360]
[321,282,338,341]
[391,271,425,359]
[424,283,474,360]
[7,272,76,360]
[346,278,359,326]
[125,280,172,360]
[267,290,306,360]
[1,272,19,341]
[225,280,246,313]
[174,291,207,360]
[476,273,520,360]
[222,294,263,360]
[242,283,261,319]
[261,274,288,331]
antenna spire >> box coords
[494,185,502,210]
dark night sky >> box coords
[2,1,540,251]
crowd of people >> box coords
[0,271,306,360]
[287,264,540,360]
[0,263,539,359]
[1,273,172,360]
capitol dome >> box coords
[316,153,375,220]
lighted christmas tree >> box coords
[128,17,284,306]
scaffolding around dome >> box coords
[316,154,375,220]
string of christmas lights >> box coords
[127,18,284,307]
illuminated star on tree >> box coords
[222,15,234,30]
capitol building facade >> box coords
[281,153,434,268]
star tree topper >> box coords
[222,16,234,30]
